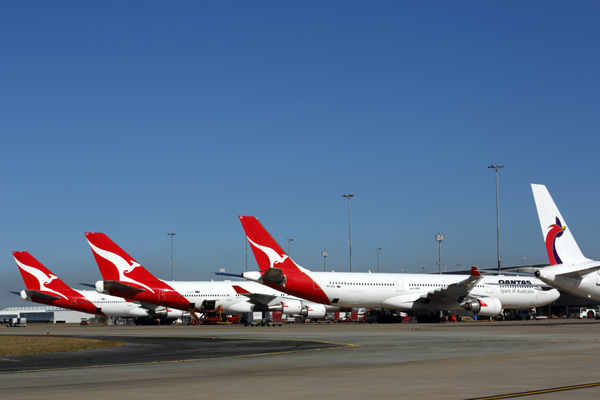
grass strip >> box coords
[0,336,125,356]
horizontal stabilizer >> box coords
[24,289,62,302]
[555,262,600,279]
[214,272,244,278]
[78,283,96,288]
[9,291,20,296]
[102,280,146,293]
[260,268,286,286]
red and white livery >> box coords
[13,251,185,320]
[239,216,560,317]
[86,232,338,318]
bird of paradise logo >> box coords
[545,217,566,265]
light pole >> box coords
[342,193,354,272]
[488,164,504,271]
[436,232,444,274]
[376,248,381,273]
[167,233,176,281]
[286,238,293,255]
[322,249,329,271]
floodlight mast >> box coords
[488,164,504,271]
[167,233,176,281]
[342,194,355,272]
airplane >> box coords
[532,184,600,300]
[238,216,560,321]
[85,232,339,319]
[13,251,187,323]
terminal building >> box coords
[0,306,93,324]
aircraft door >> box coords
[159,291,165,301]
[597,271,600,286]
[395,279,404,292]
[486,285,493,293]
[226,292,232,301]
[72,298,78,307]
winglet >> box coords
[470,266,482,277]
[232,285,250,294]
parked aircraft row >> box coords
[14,234,340,323]
[13,183,590,323]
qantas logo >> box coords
[246,237,289,269]
[14,259,69,300]
[545,217,566,265]
[498,280,532,285]
[281,301,288,308]
[479,300,488,307]
[87,241,155,293]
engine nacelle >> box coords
[95,280,109,294]
[20,290,32,302]
[149,307,185,318]
[461,297,503,317]
[299,303,327,319]
[268,299,304,315]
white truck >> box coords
[6,317,27,327]
[570,306,600,319]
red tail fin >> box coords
[239,216,295,272]
[470,266,482,277]
[13,251,74,300]
[239,216,330,305]
[85,233,159,283]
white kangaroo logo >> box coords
[87,240,155,293]
[247,237,288,269]
[15,258,69,300]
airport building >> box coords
[0,306,93,324]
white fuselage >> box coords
[307,271,559,311]
[537,263,600,301]
[74,290,185,318]
[98,279,337,315]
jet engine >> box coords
[461,297,503,317]
[299,303,327,319]
[149,307,185,318]
[266,299,304,314]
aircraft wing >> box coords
[417,266,483,305]
[102,280,146,293]
[24,289,63,302]
[232,285,279,306]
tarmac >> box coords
[1,319,600,399]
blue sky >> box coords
[1,2,599,308]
